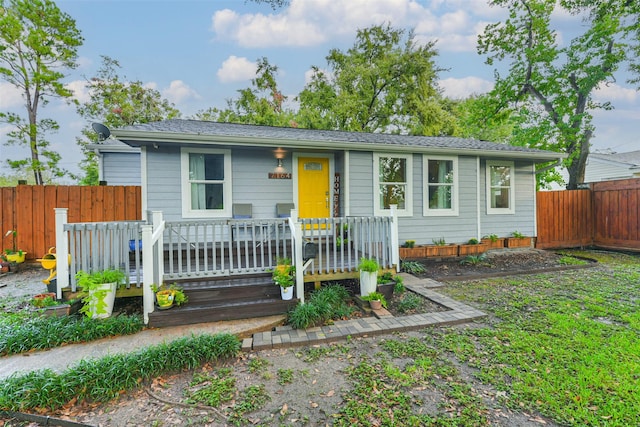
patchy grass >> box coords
[438,250,639,426]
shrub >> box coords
[401,260,426,275]
[287,284,354,329]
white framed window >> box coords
[486,160,515,214]
[423,155,458,216]
[181,148,232,218]
[373,153,413,216]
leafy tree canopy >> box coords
[0,0,83,184]
[478,0,640,189]
[75,56,181,185]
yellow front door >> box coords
[298,157,330,219]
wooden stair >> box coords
[147,273,298,328]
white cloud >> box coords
[162,80,201,104]
[594,83,638,104]
[0,82,23,109]
[217,56,257,83]
[65,80,91,104]
[438,76,493,99]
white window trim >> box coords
[486,160,515,215]
[373,153,413,217]
[181,148,232,218]
[423,155,458,217]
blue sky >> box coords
[1,0,638,178]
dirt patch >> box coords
[414,248,592,281]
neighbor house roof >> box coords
[112,119,564,162]
[590,150,640,170]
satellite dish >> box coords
[92,123,111,141]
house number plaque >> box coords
[268,172,292,179]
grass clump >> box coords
[287,283,354,329]
[186,368,236,407]
[400,260,425,275]
[0,314,144,356]
[0,333,240,411]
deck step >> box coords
[148,298,297,328]
[176,274,280,305]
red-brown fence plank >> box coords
[0,185,142,260]
[536,189,593,249]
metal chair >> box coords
[276,203,295,218]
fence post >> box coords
[142,224,154,324]
[389,205,399,272]
[54,208,69,300]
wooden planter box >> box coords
[399,246,425,259]
[424,244,458,257]
[481,238,506,250]
[505,237,533,248]
[458,243,488,256]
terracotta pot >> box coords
[369,300,382,310]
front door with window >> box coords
[298,157,330,218]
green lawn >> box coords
[437,250,639,426]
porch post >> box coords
[292,212,305,304]
[389,204,400,272]
[141,224,154,324]
[152,211,164,285]
[54,208,69,300]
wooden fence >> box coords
[0,185,142,261]
[536,178,640,251]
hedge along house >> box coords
[64,119,561,325]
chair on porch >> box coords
[231,203,253,240]
[276,203,295,218]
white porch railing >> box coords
[55,206,399,324]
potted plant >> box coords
[362,291,387,310]
[358,257,379,297]
[481,233,506,250]
[3,230,26,264]
[76,269,126,319]
[424,237,458,257]
[151,283,188,309]
[506,231,533,248]
[272,257,295,300]
[376,271,397,301]
[399,240,425,259]
[32,293,57,308]
[458,238,488,256]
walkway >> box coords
[0,274,485,380]
[247,273,486,350]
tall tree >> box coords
[478,0,639,189]
[297,24,449,135]
[0,0,83,184]
[76,56,181,185]
[194,57,295,127]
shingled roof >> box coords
[112,119,562,161]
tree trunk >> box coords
[566,132,592,190]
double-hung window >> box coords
[423,155,458,216]
[181,148,232,218]
[486,160,514,214]
[373,153,413,216]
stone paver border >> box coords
[244,275,486,351]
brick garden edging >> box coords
[243,276,486,352]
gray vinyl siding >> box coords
[585,159,633,182]
[145,146,298,221]
[479,160,536,239]
[397,155,480,245]
[102,152,141,185]
[145,147,182,220]
[348,152,374,216]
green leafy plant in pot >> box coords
[151,283,188,309]
[3,230,26,263]
[272,257,295,300]
[362,291,387,310]
[358,257,379,297]
[76,269,126,319]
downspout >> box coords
[476,157,481,239]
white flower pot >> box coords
[359,271,378,297]
[280,286,293,300]
[88,282,117,319]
